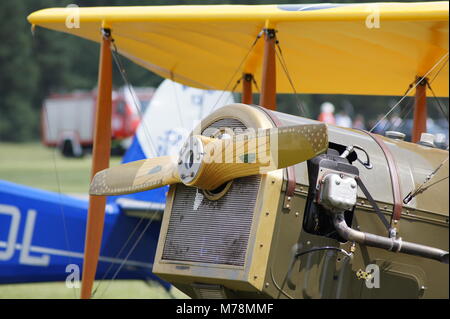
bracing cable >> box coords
[110,39,159,157]
[275,40,309,118]
[427,81,449,123]
[404,157,449,204]
[97,211,159,299]
[370,52,449,133]
[32,27,77,298]
[208,31,263,115]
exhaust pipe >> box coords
[333,214,449,264]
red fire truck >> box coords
[41,87,153,157]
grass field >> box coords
[0,280,187,299]
[0,142,121,193]
[0,142,188,299]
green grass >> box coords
[0,142,121,193]
[0,280,189,299]
[0,142,189,299]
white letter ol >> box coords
[0,204,20,261]
[19,209,50,266]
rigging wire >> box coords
[230,78,242,94]
[429,54,449,85]
[91,217,145,297]
[386,103,414,134]
[231,74,260,99]
[370,52,449,133]
[170,72,187,132]
[404,156,449,204]
[111,40,158,157]
[417,176,449,193]
[208,31,263,115]
[251,76,260,93]
[426,55,449,123]
[275,40,309,118]
[31,27,77,298]
[427,81,449,123]
[379,101,411,133]
[372,58,447,140]
[97,212,159,299]
[41,94,78,299]
[377,85,416,133]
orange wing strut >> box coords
[412,77,427,143]
[242,73,253,104]
[259,29,277,110]
[81,28,113,299]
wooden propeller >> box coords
[90,124,328,196]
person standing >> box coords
[318,102,336,124]
[353,114,366,130]
[335,110,352,128]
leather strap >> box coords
[251,105,296,209]
[359,130,403,224]
[355,176,393,235]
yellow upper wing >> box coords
[28,2,449,96]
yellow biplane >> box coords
[28,2,448,299]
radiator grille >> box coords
[162,118,261,266]
[193,284,228,299]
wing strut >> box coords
[242,73,253,104]
[412,76,428,143]
[80,27,113,299]
[259,28,277,110]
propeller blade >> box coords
[181,123,328,190]
[90,124,328,196]
[90,156,180,196]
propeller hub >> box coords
[178,136,204,184]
